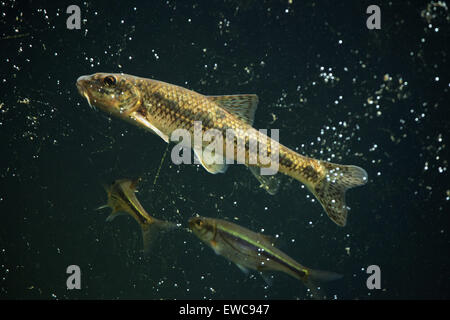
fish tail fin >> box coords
[302,268,343,300]
[307,163,368,226]
[141,219,178,254]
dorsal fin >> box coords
[207,94,258,126]
[257,233,277,247]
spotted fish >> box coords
[77,73,368,226]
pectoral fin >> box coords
[194,149,228,174]
[132,113,169,143]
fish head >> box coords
[76,73,142,118]
[188,216,216,241]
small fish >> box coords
[77,73,368,226]
[188,216,343,298]
[98,178,177,253]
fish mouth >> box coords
[187,218,196,230]
[76,75,88,94]
[188,217,205,232]
[76,76,94,109]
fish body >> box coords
[100,178,176,253]
[77,73,368,226]
[188,216,342,298]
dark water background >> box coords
[0,0,448,299]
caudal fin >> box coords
[141,219,179,254]
[309,163,368,226]
[302,268,343,300]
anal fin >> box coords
[248,166,281,195]
[194,149,228,174]
[259,272,274,287]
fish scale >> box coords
[140,78,315,170]
[77,72,368,226]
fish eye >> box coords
[195,220,203,227]
[103,75,116,86]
